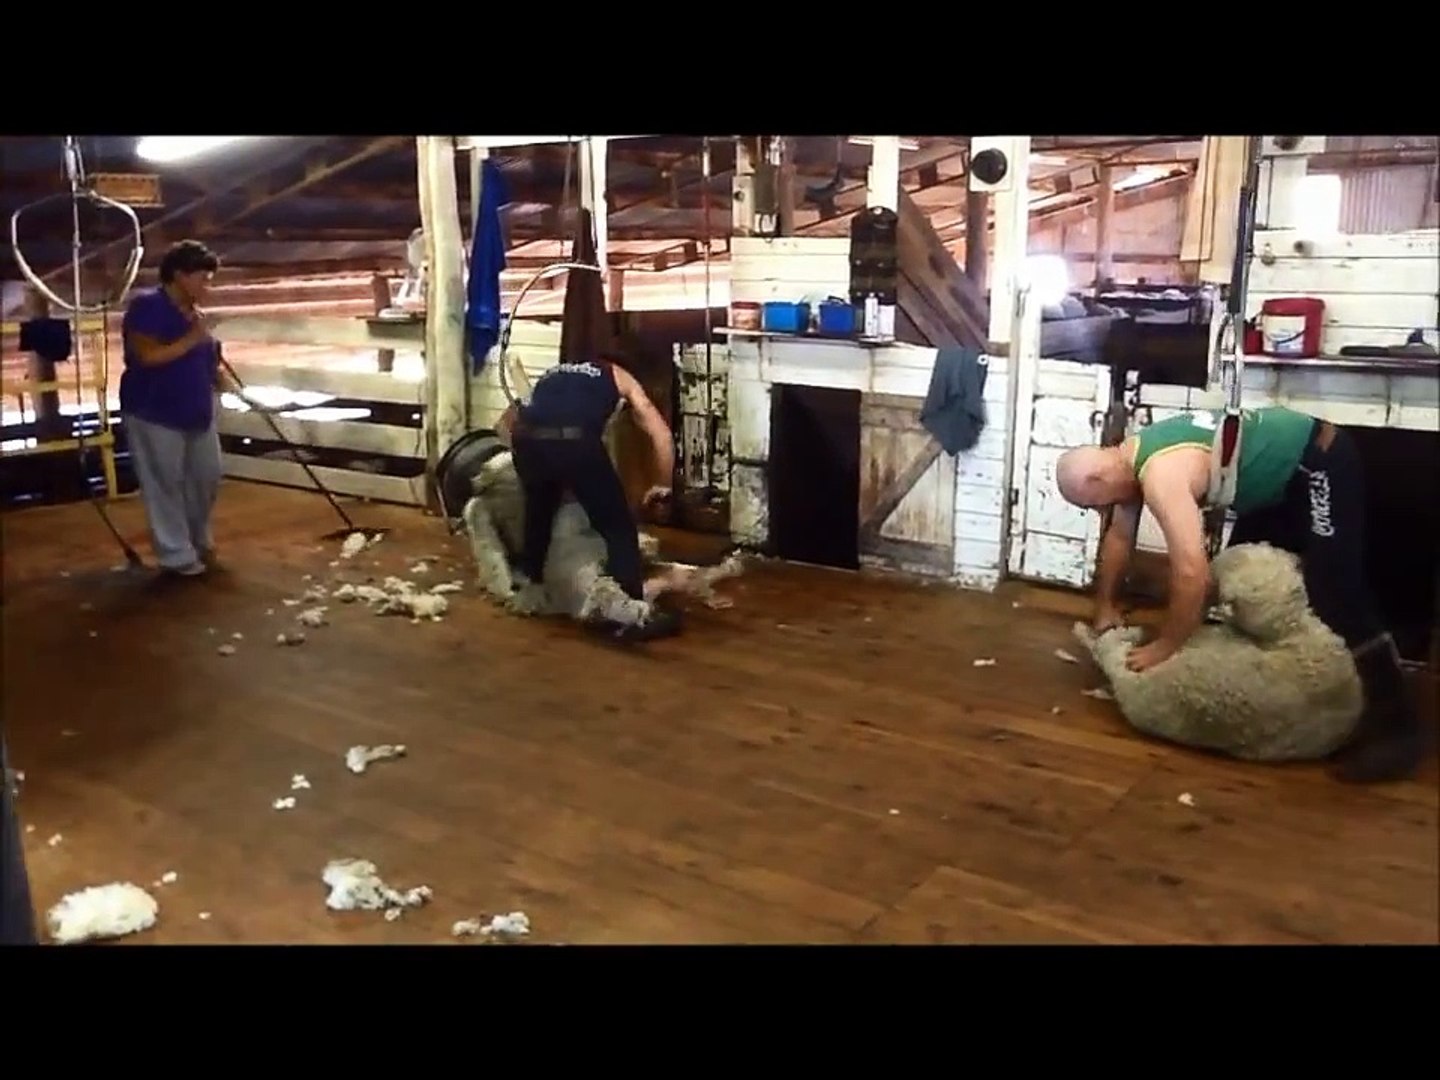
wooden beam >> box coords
[210,315,425,354]
[219,411,422,457]
[223,455,425,506]
[215,137,410,234]
[221,359,424,405]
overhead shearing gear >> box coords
[1202,135,1264,557]
[9,136,145,567]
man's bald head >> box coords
[1055,444,1138,508]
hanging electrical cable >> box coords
[700,136,717,500]
[9,136,145,565]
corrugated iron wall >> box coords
[1322,135,1439,234]
[1339,165,1438,234]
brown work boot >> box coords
[1330,645,1433,783]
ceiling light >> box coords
[135,136,252,163]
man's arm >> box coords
[496,402,519,446]
[612,364,674,491]
[1141,469,1212,662]
[1092,501,1140,628]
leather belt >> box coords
[515,425,585,441]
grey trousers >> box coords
[125,413,223,570]
[1,740,37,945]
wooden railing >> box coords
[211,314,430,506]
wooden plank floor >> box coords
[3,482,1436,945]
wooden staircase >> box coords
[894,189,990,351]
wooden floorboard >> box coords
[3,480,1436,944]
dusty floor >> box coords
[3,481,1437,945]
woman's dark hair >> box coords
[158,239,220,283]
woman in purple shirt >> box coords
[120,240,232,576]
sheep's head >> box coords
[1211,542,1310,643]
[1073,621,1145,680]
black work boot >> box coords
[614,604,684,643]
[1330,640,1432,784]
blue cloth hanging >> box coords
[466,157,509,375]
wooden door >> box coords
[858,393,957,578]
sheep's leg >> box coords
[461,496,514,601]
[644,554,744,609]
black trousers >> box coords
[1227,422,1384,651]
[512,436,645,601]
[1,739,37,945]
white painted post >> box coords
[977,136,1035,582]
[865,136,901,210]
[416,135,469,481]
[732,138,756,236]
[986,136,1033,347]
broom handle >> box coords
[217,352,357,532]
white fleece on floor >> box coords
[322,858,432,914]
[47,883,159,944]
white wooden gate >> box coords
[1006,358,1113,588]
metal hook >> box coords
[496,261,604,408]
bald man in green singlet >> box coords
[1055,405,1428,784]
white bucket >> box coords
[1262,313,1308,356]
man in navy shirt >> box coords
[503,356,679,638]
[120,240,231,577]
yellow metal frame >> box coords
[1,314,122,499]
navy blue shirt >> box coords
[119,288,218,432]
[519,359,620,438]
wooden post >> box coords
[416,135,468,499]
[371,273,395,372]
[1094,164,1115,287]
[964,176,990,294]
[866,136,902,211]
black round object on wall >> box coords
[971,148,1008,186]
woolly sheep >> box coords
[461,448,741,626]
[1072,542,1363,762]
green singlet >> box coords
[1133,406,1317,514]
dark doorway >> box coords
[1349,426,1439,664]
[769,384,861,570]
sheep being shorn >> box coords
[460,447,743,628]
[1072,542,1363,762]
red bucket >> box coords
[1259,297,1325,359]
